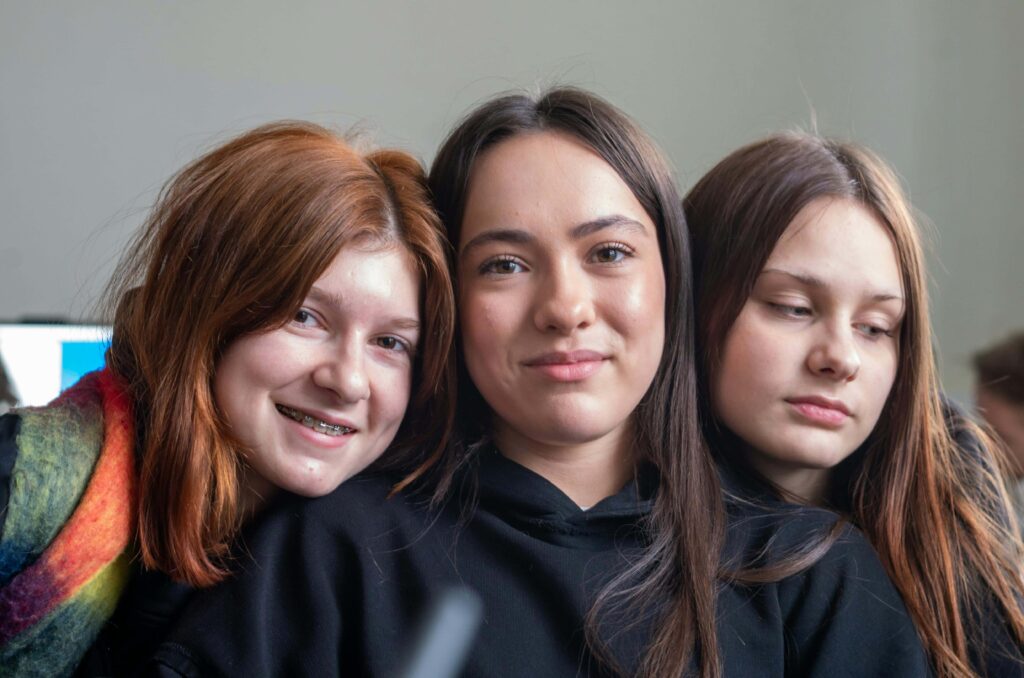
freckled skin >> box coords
[458,132,666,475]
[713,198,904,501]
[213,246,420,507]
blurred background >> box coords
[1,0,1020,400]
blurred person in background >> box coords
[975,331,1024,526]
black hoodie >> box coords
[150,449,929,677]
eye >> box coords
[768,302,812,319]
[375,335,412,354]
[291,308,321,328]
[590,242,633,264]
[480,256,526,275]
[855,323,896,340]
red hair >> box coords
[104,122,454,586]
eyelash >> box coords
[590,241,634,264]
[291,308,322,328]
[768,302,812,319]
[479,255,525,276]
[478,241,636,275]
[293,309,415,354]
[855,323,896,340]
[767,303,895,339]
[375,335,413,354]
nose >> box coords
[532,260,596,333]
[313,339,371,402]
[806,324,860,381]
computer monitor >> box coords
[0,323,112,408]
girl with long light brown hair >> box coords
[0,121,455,675]
[685,131,1024,677]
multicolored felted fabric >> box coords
[0,369,137,677]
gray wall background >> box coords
[1,0,1021,399]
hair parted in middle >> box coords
[104,121,456,587]
[684,130,1024,678]
[428,87,725,678]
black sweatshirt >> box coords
[150,449,929,677]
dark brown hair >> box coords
[684,131,1024,678]
[429,88,724,678]
[103,121,455,587]
[974,331,1024,404]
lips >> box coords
[785,396,851,427]
[525,350,607,365]
[523,350,608,382]
[276,404,356,437]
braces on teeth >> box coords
[276,404,353,436]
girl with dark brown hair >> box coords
[685,131,1024,677]
[152,90,929,677]
[0,121,455,675]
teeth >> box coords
[276,404,353,436]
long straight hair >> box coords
[103,122,455,587]
[684,131,1024,677]
[428,88,724,678]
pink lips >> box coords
[785,396,851,427]
[524,350,607,382]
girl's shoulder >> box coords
[242,468,451,557]
[721,500,932,676]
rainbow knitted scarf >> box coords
[0,369,137,677]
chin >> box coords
[278,468,345,498]
[532,418,621,447]
[777,446,854,471]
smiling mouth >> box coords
[276,404,353,436]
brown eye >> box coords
[375,336,411,353]
[591,242,632,264]
[292,309,319,327]
[480,256,525,275]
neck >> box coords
[493,420,636,508]
[748,455,831,506]
[239,465,279,520]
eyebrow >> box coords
[459,214,648,258]
[306,286,421,330]
[759,268,904,303]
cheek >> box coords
[213,333,299,422]
[460,291,518,372]
[713,315,781,410]
[373,364,415,431]
[722,317,777,374]
[864,350,900,415]
[713,346,747,418]
[214,342,261,412]
[602,265,667,342]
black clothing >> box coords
[77,568,194,677]
[152,450,929,677]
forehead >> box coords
[767,197,903,293]
[313,244,420,304]
[459,131,653,245]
